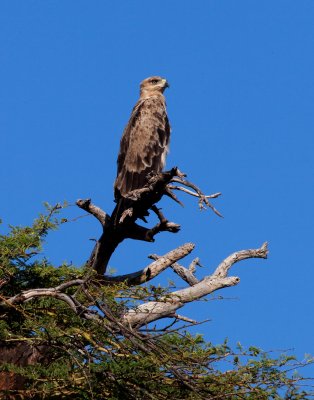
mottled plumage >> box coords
[114,76,170,200]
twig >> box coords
[169,185,221,200]
[172,313,197,324]
[189,258,201,273]
[170,178,223,217]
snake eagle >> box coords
[114,76,170,201]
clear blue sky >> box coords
[1,0,314,375]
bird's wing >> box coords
[115,96,170,199]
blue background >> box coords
[1,0,313,375]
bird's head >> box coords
[140,76,169,98]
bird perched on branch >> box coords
[114,76,170,201]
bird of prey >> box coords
[114,76,170,202]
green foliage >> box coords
[0,207,313,399]
[0,203,81,297]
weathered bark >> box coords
[77,167,186,274]
[2,243,268,330]
[122,242,268,328]
[77,167,221,275]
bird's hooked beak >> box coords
[162,79,170,89]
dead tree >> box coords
[77,167,223,275]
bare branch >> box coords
[148,253,201,286]
[189,258,201,273]
[169,185,221,200]
[78,168,185,275]
[1,243,268,333]
[1,279,97,320]
[121,208,181,243]
[170,262,199,286]
[170,177,223,217]
[122,243,268,328]
[56,279,86,291]
[119,208,134,224]
[164,187,184,206]
[171,313,197,324]
[122,277,237,328]
[213,242,268,278]
[6,288,79,314]
[100,243,195,286]
[76,198,109,226]
[76,167,222,275]
[145,206,180,239]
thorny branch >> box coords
[0,165,269,367]
[1,242,268,330]
[0,166,268,336]
[0,237,268,398]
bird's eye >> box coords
[151,79,159,84]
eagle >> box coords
[114,76,170,202]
